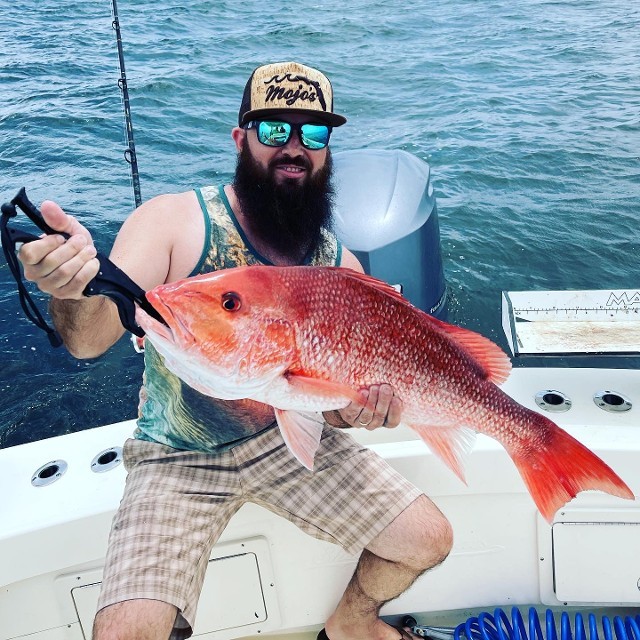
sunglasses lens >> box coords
[257,121,291,147]
[300,124,330,149]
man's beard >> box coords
[232,144,334,260]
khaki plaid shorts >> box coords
[97,424,422,637]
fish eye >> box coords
[221,292,242,312]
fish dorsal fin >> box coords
[427,316,512,385]
[329,267,511,384]
[336,268,411,306]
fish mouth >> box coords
[135,295,198,347]
[135,303,176,344]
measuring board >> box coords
[501,289,640,356]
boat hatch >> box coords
[538,509,640,606]
[67,537,280,640]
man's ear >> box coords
[231,127,245,152]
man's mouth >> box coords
[275,163,307,178]
[270,155,311,179]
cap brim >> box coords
[239,108,347,128]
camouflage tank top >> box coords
[135,185,342,453]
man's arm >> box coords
[49,296,123,358]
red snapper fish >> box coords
[135,265,634,522]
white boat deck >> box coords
[1,366,639,640]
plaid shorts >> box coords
[97,424,422,638]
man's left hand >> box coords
[324,383,403,430]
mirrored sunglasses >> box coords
[244,120,331,150]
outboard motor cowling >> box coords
[332,149,447,318]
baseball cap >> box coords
[238,61,347,128]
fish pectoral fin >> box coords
[275,408,325,471]
[284,372,362,404]
[410,423,477,484]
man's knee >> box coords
[401,495,453,570]
[366,495,453,572]
[425,508,453,567]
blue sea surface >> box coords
[1,0,638,447]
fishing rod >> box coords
[110,0,142,208]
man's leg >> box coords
[324,495,453,640]
[93,438,245,640]
[93,600,178,640]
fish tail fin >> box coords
[511,417,634,523]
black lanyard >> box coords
[1,188,166,346]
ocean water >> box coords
[1,0,638,447]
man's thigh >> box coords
[244,426,425,555]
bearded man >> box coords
[18,61,452,640]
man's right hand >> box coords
[18,200,100,300]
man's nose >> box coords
[282,129,304,153]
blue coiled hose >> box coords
[452,608,640,640]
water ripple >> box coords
[1,0,639,444]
